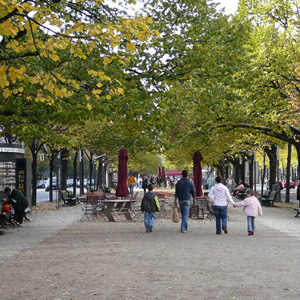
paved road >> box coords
[36,188,87,203]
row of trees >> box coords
[0,0,299,204]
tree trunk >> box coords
[248,155,254,188]
[264,144,277,190]
[295,143,300,180]
[285,143,291,203]
[231,157,241,184]
[29,139,44,207]
[240,157,246,184]
[61,148,69,191]
[261,151,266,195]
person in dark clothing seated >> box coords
[4,187,29,226]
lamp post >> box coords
[57,149,61,209]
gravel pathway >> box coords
[0,205,82,262]
[1,197,300,299]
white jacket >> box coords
[208,183,235,206]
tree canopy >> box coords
[1,0,300,178]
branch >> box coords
[0,51,39,62]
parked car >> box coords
[45,177,57,191]
[67,178,74,187]
[76,179,94,188]
[280,181,296,189]
[36,179,46,188]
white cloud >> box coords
[215,0,239,15]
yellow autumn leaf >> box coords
[87,103,92,111]
[74,48,87,59]
[96,82,103,88]
[106,95,111,100]
[30,76,40,84]
[76,24,84,33]
[155,30,160,37]
[3,89,12,98]
[139,22,148,31]
[56,74,66,83]
[0,79,9,88]
[103,57,112,65]
[50,54,60,61]
[126,42,136,53]
[92,89,102,95]
[117,87,124,95]
[0,65,7,74]
[147,17,153,24]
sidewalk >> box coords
[1,196,299,299]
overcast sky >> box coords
[216,0,239,15]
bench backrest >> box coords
[61,190,68,199]
[268,191,278,200]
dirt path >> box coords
[1,202,300,300]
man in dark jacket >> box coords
[142,176,149,194]
[4,187,29,226]
[141,184,158,233]
[174,170,196,233]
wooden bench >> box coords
[259,191,278,207]
[101,185,111,193]
[67,190,80,204]
[60,190,77,206]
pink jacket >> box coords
[235,196,263,217]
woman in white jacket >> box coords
[208,176,236,234]
[234,189,263,236]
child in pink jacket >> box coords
[234,189,263,235]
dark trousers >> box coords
[15,204,28,224]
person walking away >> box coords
[141,184,159,232]
[4,187,29,226]
[226,175,236,194]
[207,175,215,191]
[234,189,263,235]
[174,170,196,233]
[208,176,235,234]
[127,175,136,195]
[142,176,149,194]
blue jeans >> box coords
[179,200,190,232]
[144,211,156,232]
[213,205,227,234]
[129,185,134,194]
[247,216,255,232]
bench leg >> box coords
[123,210,132,221]
[104,203,115,222]
[295,210,300,217]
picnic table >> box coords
[101,199,134,222]
[82,192,137,222]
